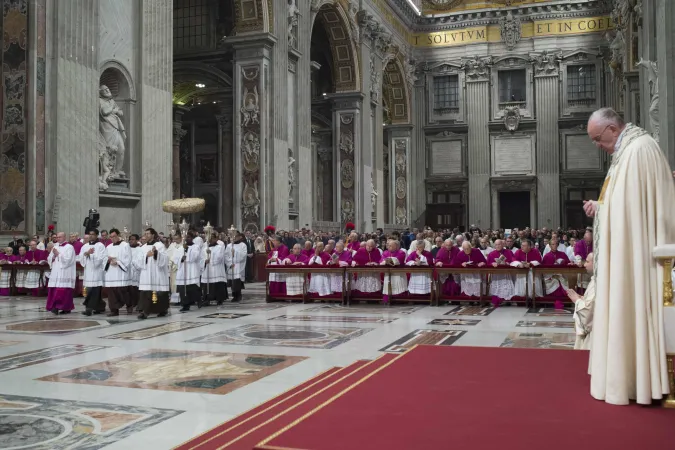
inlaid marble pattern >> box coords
[516,320,575,329]
[300,305,425,315]
[269,315,397,324]
[102,322,210,340]
[188,324,373,349]
[38,349,306,395]
[380,329,467,353]
[444,306,495,316]
[525,307,574,317]
[428,318,480,326]
[0,317,137,335]
[0,394,181,449]
[198,313,251,319]
[0,339,21,348]
[216,302,286,311]
[0,345,108,372]
[500,332,575,349]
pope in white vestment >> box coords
[585,109,675,405]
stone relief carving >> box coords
[370,175,378,215]
[341,199,354,222]
[462,57,492,81]
[503,106,521,132]
[241,86,260,127]
[499,11,521,51]
[605,29,625,77]
[404,58,418,86]
[339,129,354,155]
[288,148,296,198]
[395,206,406,225]
[636,58,660,142]
[394,141,406,173]
[242,131,261,172]
[532,52,561,76]
[395,177,406,199]
[98,85,127,191]
[634,0,643,26]
[242,181,260,219]
[287,0,300,50]
[370,55,380,103]
[341,159,355,189]
[346,0,359,43]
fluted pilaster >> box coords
[297,0,313,228]
[359,45,374,231]
[412,82,426,227]
[466,80,491,228]
[272,0,290,229]
[50,0,100,233]
[535,74,560,228]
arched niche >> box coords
[98,61,137,192]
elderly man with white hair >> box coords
[584,107,675,405]
[351,239,382,296]
[328,241,351,294]
[380,240,408,303]
[452,241,486,298]
[486,239,515,307]
[405,240,433,295]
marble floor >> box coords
[0,284,577,449]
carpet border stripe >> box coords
[255,345,420,449]
[213,354,393,450]
[172,365,341,450]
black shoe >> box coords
[94,310,105,315]
[138,313,148,320]
[51,308,59,315]
[107,312,119,317]
[59,310,71,315]
[179,306,190,312]
[81,310,92,316]
[157,312,167,317]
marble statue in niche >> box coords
[241,86,260,127]
[371,176,378,215]
[605,29,625,77]
[339,129,354,155]
[341,199,354,222]
[287,0,300,49]
[288,148,296,199]
[636,58,659,142]
[395,206,406,225]
[341,160,355,189]
[98,85,127,191]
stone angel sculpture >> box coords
[636,58,660,142]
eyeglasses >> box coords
[591,125,612,143]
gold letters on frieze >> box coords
[410,16,614,48]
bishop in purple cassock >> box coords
[434,239,461,296]
[267,236,290,296]
[487,240,515,307]
[542,239,573,309]
[380,240,408,303]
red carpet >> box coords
[256,345,675,450]
[174,354,398,450]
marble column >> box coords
[139,0,173,229]
[296,0,312,229]
[358,46,374,232]
[172,107,187,201]
[657,0,675,165]
[534,57,561,229]
[329,93,363,228]
[216,108,233,228]
[412,77,426,228]
[370,53,384,229]
[465,58,492,228]
[229,34,274,232]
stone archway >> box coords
[313,3,360,92]
[382,57,411,124]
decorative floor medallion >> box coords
[516,320,574,329]
[198,313,250,319]
[300,305,425,315]
[269,315,396,324]
[443,306,495,316]
[380,329,467,353]
[0,317,135,335]
[0,345,108,373]
[500,332,575,350]
[427,318,480,326]
[102,322,210,340]
[188,324,373,349]
[0,394,181,449]
[38,349,306,395]
[526,307,574,317]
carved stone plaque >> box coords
[430,141,462,175]
[492,136,533,175]
[565,135,601,171]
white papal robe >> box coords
[590,124,675,405]
[574,276,596,351]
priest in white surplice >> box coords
[46,232,77,314]
[584,108,675,405]
[167,234,182,304]
[134,227,170,319]
[225,232,248,302]
[79,229,108,316]
[127,234,143,312]
[202,234,227,305]
[174,231,203,312]
[104,229,132,316]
